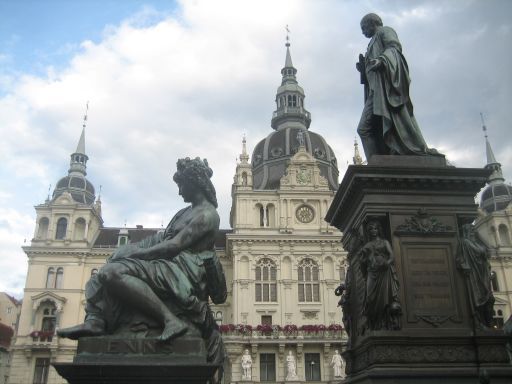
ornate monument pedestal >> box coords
[53,335,222,384]
[326,156,512,383]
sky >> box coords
[0,0,511,297]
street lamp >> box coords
[310,361,315,380]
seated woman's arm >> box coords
[129,209,219,261]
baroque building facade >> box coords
[8,42,347,384]
[216,41,346,382]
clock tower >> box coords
[219,37,347,382]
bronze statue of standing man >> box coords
[356,13,440,160]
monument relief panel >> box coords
[400,243,460,326]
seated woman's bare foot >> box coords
[159,318,188,342]
[57,320,105,340]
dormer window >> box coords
[118,228,130,247]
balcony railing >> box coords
[272,108,311,119]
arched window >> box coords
[266,204,275,227]
[215,311,223,326]
[257,204,269,227]
[298,258,320,302]
[292,95,297,107]
[499,224,511,246]
[37,217,49,240]
[340,266,346,282]
[287,95,292,107]
[255,258,277,302]
[73,218,86,241]
[40,302,57,341]
[55,218,67,240]
[55,267,64,289]
[491,271,499,292]
[46,268,55,288]
[492,308,505,329]
[242,172,248,186]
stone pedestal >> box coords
[326,156,512,383]
[53,335,221,384]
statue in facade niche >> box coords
[241,349,252,380]
[356,13,441,160]
[286,351,298,381]
[58,157,227,365]
[456,223,495,328]
[360,220,402,331]
[331,350,345,378]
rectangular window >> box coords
[304,353,321,381]
[260,353,276,382]
[256,282,277,303]
[313,284,320,302]
[33,358,50,384]
[261,315,272,325]
[255,284,262,302]
[263,284,269,301]
[270,284,277,302]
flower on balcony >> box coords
[219,324,253,335]
[256,324,275,333]
[219,324,235,333]
[327,324,343,331]
[29,330,55,340]
[236,324,253,335]
[282,324,298,334]
[299,324,326,333]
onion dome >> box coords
[52,110,96,205]
[252,36,339,190]
[479,118,511,213]
[252,128,338,190]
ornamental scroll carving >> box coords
[395,209,452,234]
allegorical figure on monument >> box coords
[58,157,227,365]
[356,13,440,160]
[241,349,252,380]
[335,229,363,343]
[456,223,495,327]
[360,220,402,331]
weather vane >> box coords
[83,101,89,129]
[480,112,487,138]
[285,25,290,47]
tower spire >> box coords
[240,135,249,164]
[353,137,363,165]
[69,102,90,176]
[75,102,88,154]
[481,113,504,184]
[270,27,311,131]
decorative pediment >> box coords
[31,291,67,311]
[493,296,509,306]
[280,147,329,190]
[54,191,74,205]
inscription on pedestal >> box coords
[402,245,458,325]
[77,336,204,357]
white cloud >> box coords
[0,0,511,295]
